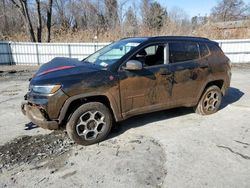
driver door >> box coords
[118,44,174,118]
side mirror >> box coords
[124,60,142,70]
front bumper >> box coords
[21,102,59,130]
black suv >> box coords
[22,36,231,145]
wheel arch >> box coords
[204,80,224,91]
[195,79,225,105]
[58,93,122,126]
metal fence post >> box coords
[35,43,40,65]
[68,44,72,58]
[94,43,97,52]
[8,41,13,65]
[220,42,223,48]
[14,42,19,65]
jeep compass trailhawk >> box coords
[21,36,231,145]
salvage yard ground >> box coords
[0,65,250,188]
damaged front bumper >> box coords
[21,102,59,130]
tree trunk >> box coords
[46,0,53,42]
[3,0,9,35]
[10,0,36,42]
[19,0,36,42]
[36,0,42,42]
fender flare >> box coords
[57,92,122,124]
[196,79,226,104]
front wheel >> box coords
[66,102,112,145]
[194,85,222,115]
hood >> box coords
[34,57,100,77]
[31,57,103,84]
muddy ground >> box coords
[0,65,250,188]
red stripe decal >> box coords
[37,66,75,76]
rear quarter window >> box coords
[207,43,224,56]
[169,42,199,63]
[199,43,210,57]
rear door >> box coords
[168,41,204,105]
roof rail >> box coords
[119,36,211,42]
[119,36,148,40]
[151,36,210,41]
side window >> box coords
[169,42,199,63]
[145,46,158,55]
[132,44,165,67]
[199,43,209,57]
[207,43,223,55]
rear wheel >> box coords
[194,85,222,115]
[66,102,112,145]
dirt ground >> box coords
[0,65,250,188]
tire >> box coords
[66,102,112,145]
[194,85,222,115]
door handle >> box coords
[160,71,172,76]
[200,65,209,69]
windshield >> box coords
[85,39,145,67]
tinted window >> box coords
[207,43,223,55]
[132,45,165,66]
[145,46,158,55]
[199,43,209,57]
[85,40,144,67]
[169,42,199,63]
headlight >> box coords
[31,84,61,94]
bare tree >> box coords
[211,0,250,21]
[46,0,53,42]
[53,0,72,29]
[10,0,36,41]
[141,0,151,27]
[2,0,249,42]
[36,0,42,42]
[10,0,53,42]
[168,6,189,25]
[124,6,138,36]
[2,0,9,35]
[117,0,130,25]
[104,0,119,28]
[0,0,23,38]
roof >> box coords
[121,36,213,43]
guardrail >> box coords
[0,39,249,65]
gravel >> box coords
[0,131,74,172]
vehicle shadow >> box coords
[108,87,244,139]
[108,107,194,139]
[220,87,244,109]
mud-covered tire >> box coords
[66,102,112,145]
[194,85,222,115]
